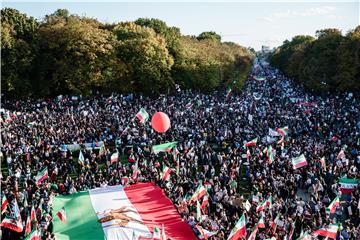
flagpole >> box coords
[120,115,137,137]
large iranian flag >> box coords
[53,183,196,240]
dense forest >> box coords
[270,27,360,93]
[1,8,254,98]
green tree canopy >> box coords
[114,22,175,95]
[1,8,254,98]
[197,31,221,42]
[34,15,121,96]
[270,27,360,93]
[1,8,39,97]
[134,18,181,57]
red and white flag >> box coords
[161,166,172,182]
[196,225,217,239]
[201,195,209,211]
[270,213,281,233]
[277,137,285,145]
[189,185,207,204]
[110,152,119,165]
[292,154,307,169]
[57,207,67,223]
[136,108,149,124]
[313,224,338,239]
[35,167,48,186]
[336,149,345,160]
[326,196,340,214]
[244,138,258,147]
[1,191,8,214]
[227,214,247,240]
[132,159,139,180]
[256,200,267,213]
[0,216,23,232]
[30,204,36,223]
[25,214,31,234]
[246,149,251,159]
[257,215,265,228]
[24,229,41,240]
[247,227,258,240]
[276,126,289,136]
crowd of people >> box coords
[1,57,359,240]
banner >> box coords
[66,141,104,152]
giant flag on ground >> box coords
[53,183,196,240]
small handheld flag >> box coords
[57,207,67,224]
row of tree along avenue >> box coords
[1,8,254,98]
[270,27,360,93]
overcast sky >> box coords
[2,0,359,50]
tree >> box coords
[270,27,360,93]
[1,8,39,98]
[197,31,221,42]
[114,22,174,95]
[1,8,254,98]
[134,18,181,57]
[270,35,314,72]
[333,27,360,91]
[33,13,122,96]
[299,29,342,91]
[172,36,253,92]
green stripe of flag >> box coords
[339,178,357,184]
[152,142,178,153]
[53,191,104,240]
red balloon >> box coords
[151,112,170,133]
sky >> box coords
[2,0,359,50]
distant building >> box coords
[261,45,271,53]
